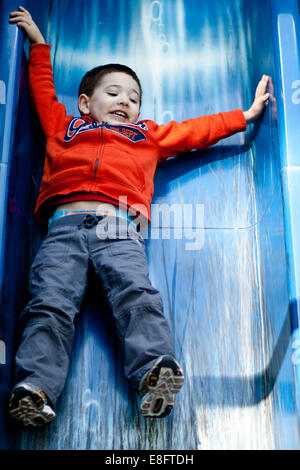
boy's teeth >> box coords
[114,111,126,117]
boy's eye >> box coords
[106,91,139,104]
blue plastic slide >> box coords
[1,0,300,450]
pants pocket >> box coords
[29,225,74,290]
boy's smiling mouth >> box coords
[109,109,129,120]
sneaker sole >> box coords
[9,395,56,427]
[140,357,184,418]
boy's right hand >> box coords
[9,6,45,44]
[243,75,270,124]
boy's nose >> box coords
[118,94,129,106]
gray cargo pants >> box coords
[14,213,174,407]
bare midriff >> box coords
[55,200,116,214]
[53,200,147,227]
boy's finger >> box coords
[9,14,28,19]
[10,6,31,19]
[257,78,268,94]
[9,15,31,24]
[18,6,29,13]
[10,13,28,21]
[17,20,32,27]
[9,16,22,22]
[10,11,25,16]
[15,21,28,28]
[10,8,29,15]
[18,6,32,17]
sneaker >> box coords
[138,355,184,418]
[8,382,56,427]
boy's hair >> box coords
[78,63,142,106]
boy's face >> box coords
[78,72,141,124]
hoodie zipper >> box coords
[92,122,105,186]
[93,158,99,180]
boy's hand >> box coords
[243,75,270,124]
[9,6,45,44]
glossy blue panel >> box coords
[0,1,25,294]
[0,0,300,450]
[270,0,300,431]
[271,0,300,168]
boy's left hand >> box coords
[243,75,270,124]
[9,6,45,44]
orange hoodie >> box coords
[28,44,247,225]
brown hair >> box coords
[78,63,142,106]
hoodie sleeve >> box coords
[28,43,72,138]
[150,109,247,162]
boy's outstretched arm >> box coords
[243,75,270,124]
[9,6,71,138]
[9,6,45,44]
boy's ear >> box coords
[78,93,90,115]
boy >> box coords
[8,7,270,427]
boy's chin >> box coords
[104,116,138,125]
[106,118,130,125]
[105,113,139,125]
